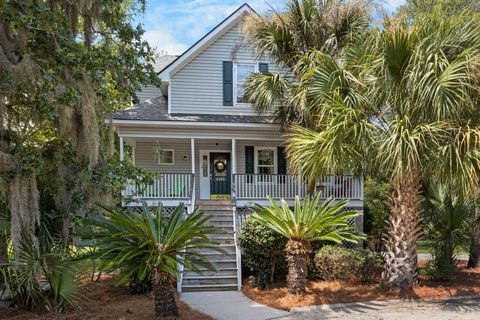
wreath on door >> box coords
[215,160,226,172]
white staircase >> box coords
[181,199,240,292]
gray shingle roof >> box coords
[153,55,178,73]
[113,96,273,124]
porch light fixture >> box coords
[183,155,188,161]
[152,141,163,161]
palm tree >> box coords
[243,0,371,128]
[252,194,362,293]
[285,12,480,290]
[88,203,223,317]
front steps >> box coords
[181,199,239,292]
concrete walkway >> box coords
[280,296,480,320]
[180,291,292,320]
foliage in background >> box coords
[238,216,286,289]
[421,183,474,280]
[87,203,224,317]
[363,176,392,252]
[397,0,480,18]
[252,195,362,293]
[314,245,377,283]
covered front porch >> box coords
[119,135,363,209]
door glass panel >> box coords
[202,155,208,177]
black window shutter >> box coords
[223,61,233,106]
[259,63,269,73]
[245,146,254,182]
[277,146,287,183]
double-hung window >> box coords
[235,63,256,104]
[255,147,276,182]
[157,149,174,165]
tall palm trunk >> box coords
[467,219,480,268]
[0,234,6,264]
[285,238,311,293]
[382,174,422,291]
[153,269,178,317]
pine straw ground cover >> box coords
[0,276,212,320]
[242,261,480,311]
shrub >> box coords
[238,216,286,288]
[363,176,391,252]
[422,183,473,280]
[0,235,86,312]
[420,259,456,281]
[314,245,376,283]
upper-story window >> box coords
[235,63,256,104]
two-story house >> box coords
[112,3,364,292]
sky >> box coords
[137,0,407,56]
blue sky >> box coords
[138,0,406,55]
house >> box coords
[112,3,364,292]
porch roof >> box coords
[113,96,274,124]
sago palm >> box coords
[285,12,480,290]
[88,203,223,317]
[252,194,362,293]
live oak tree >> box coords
[0,0,158,258]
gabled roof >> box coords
[158,3,256,81]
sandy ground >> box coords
[280,296,480,319]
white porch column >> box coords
[231,139,237,174]
[190,138,196,212]
[119,136,124,161]
[231,138,237,199]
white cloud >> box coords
[143,29,189,55]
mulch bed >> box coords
[242,260,480,311]
[0,277,213,320]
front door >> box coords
[210,153,231,197]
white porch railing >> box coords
[232,174,363,200]
[123,173,195,200]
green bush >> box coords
[422,183,473,280]
[420,259,456,281]
[363,176,391,252]
[314,245,376,283]
[238,216,286,288]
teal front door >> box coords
[210,153,231,196]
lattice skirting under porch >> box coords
[126,206,184,216]
[236,206,364,249]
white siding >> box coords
[135,139,191,173]
[118,125,284,141]
[170,20,280,115]
[136,85,162,102]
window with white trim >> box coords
[255,148,276,175]
[235,63,256,104]
[157,149,174,165]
